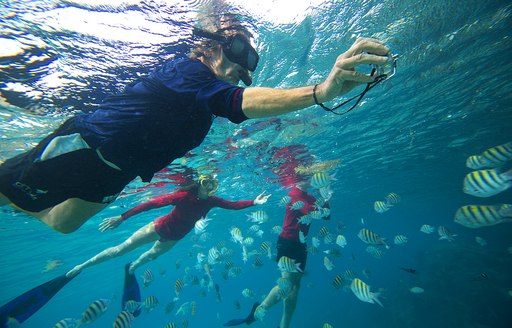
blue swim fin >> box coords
[121,263,141,317]
[223,302,260,326]
[0,273,77,326]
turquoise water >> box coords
[1,0,512,327]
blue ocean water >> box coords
[1,0,512,327]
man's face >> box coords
[216,50,252,86]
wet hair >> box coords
[188,18,253,61]
[178,179,199,191]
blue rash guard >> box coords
[74,57,247,182]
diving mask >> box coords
[199,176,219,196]
[193,27,259,73]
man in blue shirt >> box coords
[0,23,391,234]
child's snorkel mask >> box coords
[198,175,219,197]
[193,27,259,85]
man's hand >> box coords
[317,38,391,101]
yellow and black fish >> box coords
[357,228,389,249]
[374,200,391,213]
[277,256,302,273]
[52,318,76,328]
[350,278,383,307]
[80,299,109,325]
[112,310,133,328]
[175,278,184,297]
[332,274,345,289]
[144,295,159,312]
[467,142,512,169]
[463,169,512,197]
[454,204,512,228]
[482,142,512,165]
[385,192,401,205]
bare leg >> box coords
[280,272,302,328]
[66,222,159,277]
[256,271,302,324]
[259,285,283,309]
[1,193,108,234]
[128,239,177,274]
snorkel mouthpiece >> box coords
[240,70,252,86]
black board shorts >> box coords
[276,236,308,272]
[0,118,134,212]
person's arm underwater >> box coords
[98,193,181,231]
[241,38,390,118]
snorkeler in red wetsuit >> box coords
[225,179,330,328]
[66,175,270,277]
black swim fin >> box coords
[0,273,77,326]
[121,263,141,317]
[223,302,260,326]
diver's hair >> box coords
[188,22,253,61]
[178,180,199,191]
[188,38,221,61]
[177,173,217,191]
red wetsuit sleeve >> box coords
[121,192,184,220]
[208,196,254,210]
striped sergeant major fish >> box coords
[230,226,243,244]
[332,274,345,289]
[142,268,154,287]
[462,168,512,197]
[194,216,211,235]
[393,235,408,245]
[164,322,177,328]
[143,295,159,312]
[246,210,269,224]
[277,256,303,273]
[357,228,390,249]
[279,195,292,206]
[289,201,305,210]
[79,299,110,325]
[175,278,184,298]
[207,246,221,265]
[438,225,457,241]
[374,200,391,213]
[454,204,512,228]
[52,318,77,328]
[310,172,333,189]
[466,142,512,169]
[124,300,141,314]
[260,241,272,259]
[419,224,435,234]
[350,278,383,307]
[323,256,335,271]
[384,192,401,205]
[482,142,512,165]
[112,310,134,328]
